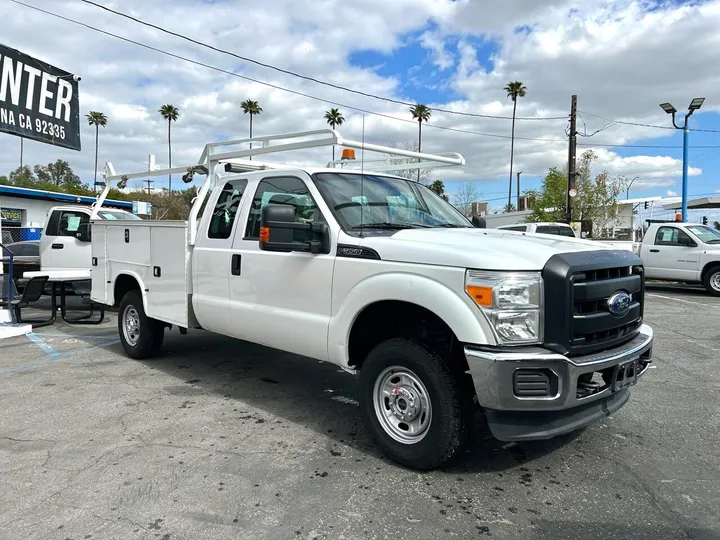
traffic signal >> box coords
[703,216,708,225]
[644,201,649,210]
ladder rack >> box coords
[92,129,467,244]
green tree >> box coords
[428,179,449,201]
[324,108,344,161]
[504,81,527,209]
[410,104,431,182]
[159,104,180,192]
[241,99,263,160]
[34,159,82,190]
[526,150,625,235]
[7,166,37,188]
[86,111,108,193]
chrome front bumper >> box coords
[464,324,654,441]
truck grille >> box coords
[542,250,644,357]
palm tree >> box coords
[504,81,527,209]
[86,111,108,194]
[240,99,263,160]
[324,108,345,161]
[410,104,431,182]
[159,104,180,192]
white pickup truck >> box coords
[638,221,720,295]
[39,204,140,272]
[89,130,654,470]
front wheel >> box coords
[358,338,473,470]
[118,290,164,359]
[703,266,720,297]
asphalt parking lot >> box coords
[1,286,719,540]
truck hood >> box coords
[360,228,616,271]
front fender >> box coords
[328,272,496,366]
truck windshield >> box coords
[312,173,472,232]
[687,225,720,244]
[96,210,142,220]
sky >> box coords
[1,0,720,223]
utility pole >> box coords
[516,171,522,210]
[19,137,23,169]
[566,94,578,223]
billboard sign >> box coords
[0,43,81,151]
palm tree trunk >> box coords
[331,122,335,162]
[168,120,172,193]
[94,126,99,194]
[417,120,422,183]
[249,114,253,161]
[508,99,517,209]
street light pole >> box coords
[626,176,639,199]
[659,97,705,222]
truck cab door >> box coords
[228,174,336,361]
[42,209,92,270]
[191,178,249,336]
[645,225,700,281]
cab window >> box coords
[244,176,323,241]
[207,179,248,239]
[57,211,89,237]
[655,226,693,246]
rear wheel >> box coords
[703,265,720,297]
[359,338,473,470]
[118,290,164,359]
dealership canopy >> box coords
[0,43,80,151]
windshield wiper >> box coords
[352,222,429,230]
[433,223,470,228]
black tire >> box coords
[703,265,720,297]
[358,338,473,470]
[118,290,164,359]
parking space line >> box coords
[647,293,720,308]
[0,337,121,379]
[33,332,118,339]
[25,332,65,359]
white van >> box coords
[496,221,576,238]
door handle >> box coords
[51,243,64,249]
[231,254,241,276]
[649,249,660,253]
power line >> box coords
[8,1,715,152]
[78,0,568,122]
[9,0,572,144]
[578,109,720,134]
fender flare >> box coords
[111,271,149,310]
[328,272,496,366]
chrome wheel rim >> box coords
[711,272,720,291]
[373,366,432,444]
[122,305,141,346]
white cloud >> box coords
[667,190,678,197]
[1,0,717,193]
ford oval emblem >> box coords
[607,292,631,317]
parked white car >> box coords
[638,221,720,295]
[39,205,140,272]
[88,130,654,470]
[496,221,576,237]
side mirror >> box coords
[471,216,486,228]
[259,203,330,254]
[75,223,91,242]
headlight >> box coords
[465,270,543,345]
